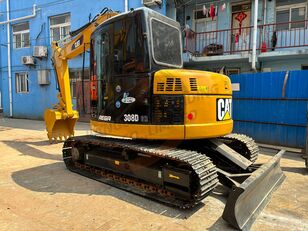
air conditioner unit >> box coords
[33,46,48,58]
[142,0,162,7]
[38,70,50,85]
[21,56,35,65]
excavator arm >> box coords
[44,8,118,142]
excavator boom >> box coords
[44,8,118,142]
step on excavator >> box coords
[44,7,285,230]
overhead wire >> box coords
[0,0,76,15]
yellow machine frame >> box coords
[91,69,233,140]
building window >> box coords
[226,68,240,75]
[276,1,307,30]
[50,13,71,42]
[16,73,29,93]
[301,65,308,70]
[12,22,30,49]
[193,9,217,34]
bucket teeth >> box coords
[48,133,73,143]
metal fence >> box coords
[258,20,308,52]
[230,70,308,149]
[184,26,252,55]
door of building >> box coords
[231,3,251,53]
[193,9,217,54]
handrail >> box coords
[258,19,308,28]
[185,20,308,56]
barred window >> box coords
[12,22,30,48]
[276,1,307,30]
[50,13,71,42]
[16,73,29,93]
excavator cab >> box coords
[88,9,233,139]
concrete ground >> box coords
[0,118,307,231]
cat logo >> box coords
[71,35,83,50]
[217,98,232,121]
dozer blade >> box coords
[44,109,78,142]
[221,150,285,231]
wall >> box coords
[166,0,176,20]
[262,58,308,72]
[0,40,2,109]
[184,59,252,73]
[129,0,166,14]
[0,0,166,119]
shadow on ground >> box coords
[0,118,46,131]
[260,147,304,161]
[2,140,62,161]
[11,161,231,224]
[281,166,308,175]
[0,118,90,132]
[209,217,236,231]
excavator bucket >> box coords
[221,150,285,230]
[44,109,79,142]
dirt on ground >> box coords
[0,118,307,231]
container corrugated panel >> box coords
[230,70,308,148]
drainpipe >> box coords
[124,0,128,12]
[1,3,37,117]
[252,0,258,72]
[6,0,12,117]
[263,0,267,24]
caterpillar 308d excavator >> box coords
[44,7,285,230]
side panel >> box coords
[91,120,185,140]
[108,75,151,124]
[184,95,233,139]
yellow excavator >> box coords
[44,7,285,230]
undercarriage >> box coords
[62,133,285,230]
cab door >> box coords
[110,15,151,125]
[90,28,112,121]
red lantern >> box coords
[235,11,247,35]
[261,42,267,53]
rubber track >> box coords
[62,135,219,209]
[220,133,259,163]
